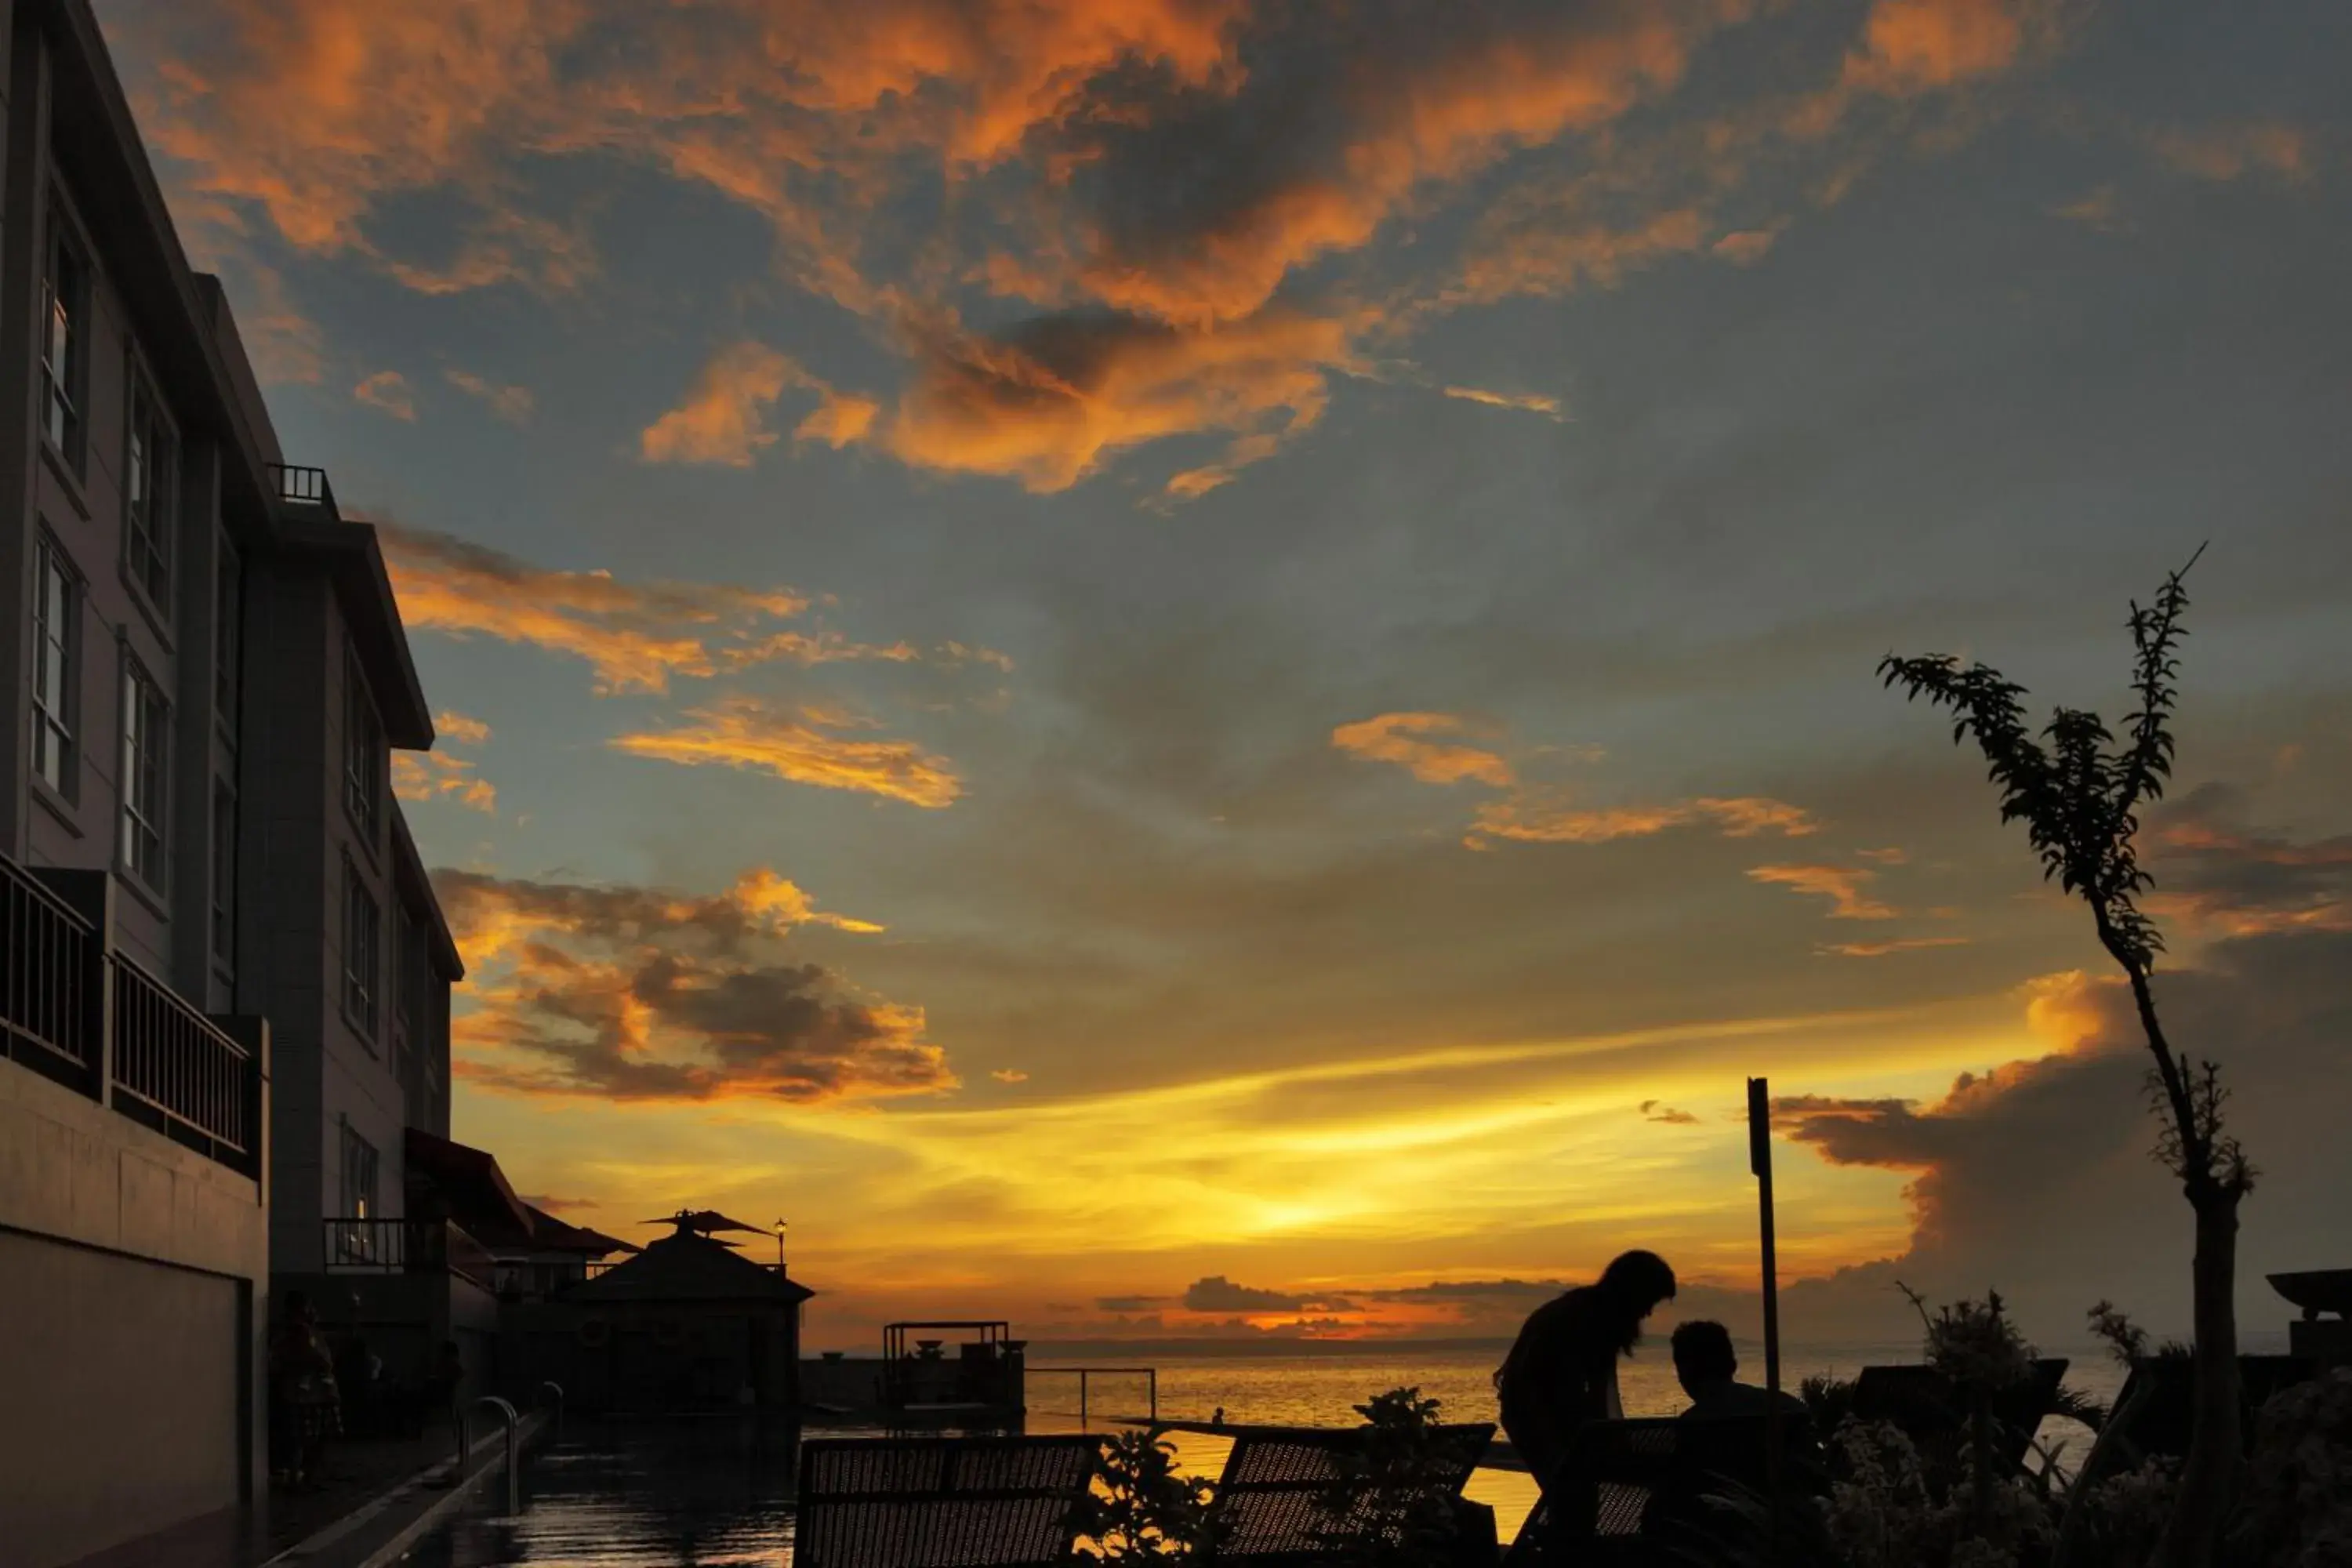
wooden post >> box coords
[1748,1076,1784,1563]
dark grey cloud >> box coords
[1775,920,2352,1338]
[441,869,953,1105]
[1182,1275,1308,1312]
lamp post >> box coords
[1748,1076,1784,1563]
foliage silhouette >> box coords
[1070,1429,1217,1563]
[1879,546,2252,1568]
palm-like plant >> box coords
[1878,548,2253,1568]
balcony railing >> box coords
[111,953,252,1161]
[267,462,336,514]
[1,854,101,1080]
[325,1217,495,1287]
[2,851,260,1176]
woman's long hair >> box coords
[1594,1249,1678,1356]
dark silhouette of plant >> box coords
[2086,1300,2149,1368]
[1314,1388,1480,1566]
[1900,1284,2038,1534]
[1070,1429,1218,1562]
[1799,1373,1859,1436]
[1879,547,2254,1568]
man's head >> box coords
[1671,1319,1738,1399]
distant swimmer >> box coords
[1494,1250,1676,1486]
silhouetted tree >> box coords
[1878,548,2253,1568]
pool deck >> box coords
[61,1415,548,1568]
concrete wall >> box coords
[0,1058,266,1568]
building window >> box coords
[215,543,241,731]
[343,646,383,840]
[343,860,380,1040]
[124,367,177,608]
[31,535,78,797]
[336,1123,380,1261]
[210,782,237,968]
[118,657,169,888]
[39,208,89,465]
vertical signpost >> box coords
[1748,1076,1784,1564]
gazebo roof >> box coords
[567,1225,813,1305]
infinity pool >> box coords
[394,1415,1538,1565]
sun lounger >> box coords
[793,1433,1100,1567]
[1202,1422,1495,1565]
[1504,1411,1819,1564]
[1849,1356,2067,1470]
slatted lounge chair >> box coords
[793,1434,1101,1568]
[2097,1354,2315,1461]
[1203,1422,1496,1565]
[1504,1411,1818,1564]
[1851,1357,2068,1470]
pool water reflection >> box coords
[395,1415,1537,1565]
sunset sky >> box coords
[102,0,2351,1350]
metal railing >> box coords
[267,463,336,513]
[325,1217,497,1287]
[111,953,250,1160]
[2,852,260,1175]
[1031,1367,1160,1426]
[1,854,100,1078]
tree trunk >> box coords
[2151,1188,2243,1568]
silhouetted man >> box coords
[1495,1250,1677,1487]
[1669,1320,1806,1421]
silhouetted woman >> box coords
[1494,1250,1677,1487]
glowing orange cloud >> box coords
[609,695,963,809]
[379,527,964,695]
[1747,863,1897,920]
[439,865,944,1105]
[436,710,492,745]
[445,368,535,423]
[1843,0,2028,93]
[1441,386,1565,419]
[1820,936,1970,958]
[353,368,416,420]
[393,751,495,813]
[1331,712,1516,789]
[884,310,1357,495]
[2147,122,2310,183]
[1472,794,1818,846]
[641,342,878,466]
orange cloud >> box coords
[1331,712,1516,789]
[354,368,416,420]
[438,865,944,1105]
[1819,936,1970,958]
[380,527,936,695]
[393,750,496,813]
[1747,863,1896,920]
[445,368,535,423]
[1473,794,1818,845]
[436,710,492,745]
[1441,386,1565,419]
[1455,204,1711,305]
[1710,220,1788,264]
[2147,122,2310,183]
[1842,0,2028,94]
[609,695,963,809]
[884,309,1357,495]
[641,342,878,466]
